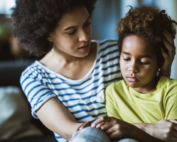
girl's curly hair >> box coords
[11,0,97,56]
[117,6,177,66]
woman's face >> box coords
[48,5,92,58]
[120,35,159,93]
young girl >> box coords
[91,6,177,142]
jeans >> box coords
[69,127,139,142]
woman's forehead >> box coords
[58,6,89,28]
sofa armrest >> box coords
[0,60,34,87]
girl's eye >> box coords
[141,62,149,65]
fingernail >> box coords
[91,123,95,127]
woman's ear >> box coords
[47,34,53,42]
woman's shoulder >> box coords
[21,61,42,75]
[97,39,118,49]
[94,39,119,56]
[20,61,50,82]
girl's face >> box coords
[48,5,92,58]
[120,35,159,93]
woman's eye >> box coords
[67,31,76,35]
[84,22,91,27]
[123,58,130,61]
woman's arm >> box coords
[36,97,82,141]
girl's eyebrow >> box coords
[122,51,153,58]
[64,16,90,31]
[139,55,153,58]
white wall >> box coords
[0,0,15,15]
[120,0,139,18]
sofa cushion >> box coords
[0,86,43,140]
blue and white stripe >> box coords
[20,40,122,142]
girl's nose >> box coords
[128,63,139,73]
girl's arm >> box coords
[133,83,177,142]
[91,116,164,142]
[133,120,177,142]
[36,97,82,141]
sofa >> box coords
[0,60,57,142]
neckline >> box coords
[35,41,99,83]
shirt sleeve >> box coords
[105,84,121,119]
[164,84,177,120]
[20,69,57,119]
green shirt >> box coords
[105,76,177,123]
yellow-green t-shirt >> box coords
[105,76,177,123]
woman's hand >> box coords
[72,121,92,137]
[133,119,177,142]
[160,31,176,77]
[91,116,135,141]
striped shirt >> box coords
[20,40,122,142]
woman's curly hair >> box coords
[117,6,177,66]
[11,0,97,56]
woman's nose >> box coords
[79,30,89,42]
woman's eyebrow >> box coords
[122,51,130,55]
[64,26,76,31]
[64,16,90,31]
[85,15,91,23]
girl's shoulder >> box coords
[159,76,177,88]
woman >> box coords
[12,0,176,142]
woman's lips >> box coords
[78,45,89,51]
[127,77,138,82]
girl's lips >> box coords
[127,77,138,82]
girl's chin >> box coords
[126,81,140,88]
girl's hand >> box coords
[161,31,176,77]
[91,116,135,141]
[134,119,177,142]
[149,119,177,142]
